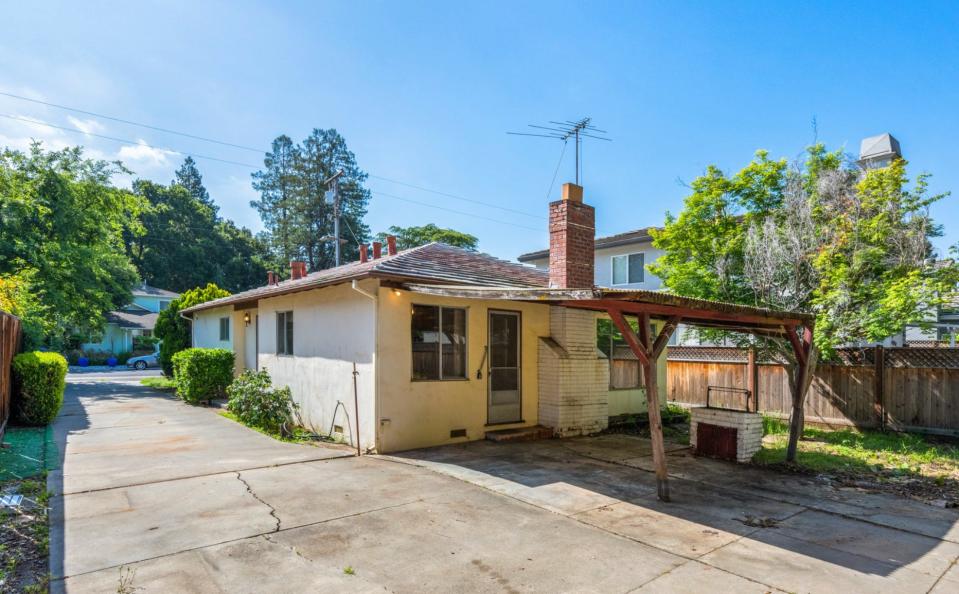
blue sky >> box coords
[2,1,958,261]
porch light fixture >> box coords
[244,312,251,326]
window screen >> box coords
[219,317,230,341]
[276,311,293,355]
[412,305,467,380]
[612,253,645,285]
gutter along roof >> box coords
[181,243,550,315]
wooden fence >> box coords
[667,346,959,436]
[0,311,23,440]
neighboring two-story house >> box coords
[518,227,665,291]
[81,284,180,354]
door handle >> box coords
[477,345,488,379]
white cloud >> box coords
[116,139,176,168]
[66,116,104,135]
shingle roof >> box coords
[105,309,159,330]
[517,226,658,263]
[182,243,550,314]
[132,285,180,298]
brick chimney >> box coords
[386,235,397,256]
[267,271,275,285]
[290,261,306,281]
[372,241,382,259]
[548,183,594,288]
[359,244,368,263]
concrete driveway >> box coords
[50,375,959,593]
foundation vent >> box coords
[450,428,467,438]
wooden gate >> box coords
[0,311,23,440]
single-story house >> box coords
[82,284,179,354]
[183,183,809,457]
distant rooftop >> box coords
[517,226,659,263]
[132,284,180,298]
[859,133,901,163]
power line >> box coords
[0,93,549,223]
[0,113,260,169]
[0,90,264,153]
[367,175,543,219]
[371,190,542,232]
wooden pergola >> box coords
[405,285,815,502]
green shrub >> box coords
[227,369,298,435]
[12,351,68,425]
[171,348,234,404]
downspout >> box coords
[179,311,194,347]
[350,280,378,453]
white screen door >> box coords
[488,311,521,424]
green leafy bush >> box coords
[171,348,234,404]
[12,351,68,425]
[227,369,298,435]
[155,284,231,376]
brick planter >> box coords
[690,407,763,463]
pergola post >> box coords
[608,308,680,502]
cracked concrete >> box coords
[236,471,281,532]
[50,373,959,593]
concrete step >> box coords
[485,425,554,443]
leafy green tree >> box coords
[0,143,142,348]
[377,223,478,251]
[129,159,268,293]
[173,156,216,213]
[127,180,219,292]
[251,130,371,271]
[154,283,230,375]
[650,145,956,460]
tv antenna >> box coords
[508,117,611,185]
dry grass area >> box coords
[0,477,50,592]
[754,418,959,506]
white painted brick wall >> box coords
[538,307,609,437]
[690,407,764,463]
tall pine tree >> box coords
[173,156,216,214]
[251,130,370,272]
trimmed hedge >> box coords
[12,351,68,425]
[171,348,235,404]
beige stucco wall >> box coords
[255,281,378,452]
[375,287,550,453]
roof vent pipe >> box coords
[386,235,397,256]
[372,241,382,259]
[359,244,368,263]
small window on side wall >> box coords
[276,311,294,355]
[411,305,467,380]
[219,317,230,341]
[611,253,644,285]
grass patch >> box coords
[140,376,176,391]
[0,475,52,592]
[218,410,320,444]
[754,420,959,503]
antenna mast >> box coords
[508,117,611,185]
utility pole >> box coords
[324,170,345,266]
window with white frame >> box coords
[219,317,230,341]
[276,311,293,355]
[611,252,644,285]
